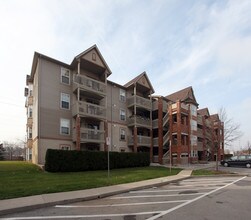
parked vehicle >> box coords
[221,155,251,168]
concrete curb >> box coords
[0,170,192,216]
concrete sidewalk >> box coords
[0,169,192,216]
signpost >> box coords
[106,137,110,178]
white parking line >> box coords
[129,187,217,193]
[111,192,204,199]
[0,211,161,220]
[146,176,247,220]
[55,200,189,208]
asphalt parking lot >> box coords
[1,175,249,220]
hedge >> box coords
[44,149,150,172]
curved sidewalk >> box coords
[0,169,192,216]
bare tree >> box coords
[247,141,251,154]
[3,140,25,160]
[218,107,243,147]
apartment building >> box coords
[24,45,224,165]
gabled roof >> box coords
[71,44,112,76]
[210,114,220,122]
[124,71,155,94]
[166,86,198,106]
[29,52,71,84]
[198,108,210,116]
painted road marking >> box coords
[146,176,247,220]
[55,199,189,208]
[0,211,160,220]
[129,187,217,193]
[111,192,204,199]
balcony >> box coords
[127,95,151,110]
[197,141,203,150]
[73,128,105,143]
[73,74,106,98]
[25,96,33,107]
[128,135,151,147]
[197,128,203,138]
[27,117,33,128]
[153,137,158,146]
[197,117,203,125]
[27,139,32,148]
[152,119,158,129]
[172,123,188,134]
[127,115,151,128]
[72,101,106,120]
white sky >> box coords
[0,0,250,150]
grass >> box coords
[192,169,231,176]
[0,161,181,200]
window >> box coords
[119,89,126,102]
[120,128,126,141]
[190,105,197,116]
[28,107,32,118]
[61,93,70,109]
[60,118,70,135]
[28,127,32,139]
[61,68,70,85]
[120,109,126,121]
[191,120,197,131]
[61,145,70,150]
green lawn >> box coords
[192,169,231,176]
[0,161,181,200]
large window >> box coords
[61,93,70,109]
[60,118,70,135]
[28,128,32,139]
[190,104,197,116]
[28,107,32,118]
[119,89,126,102]
[120,128,126,141]
[120,109,126,121]
[61,68,70,85]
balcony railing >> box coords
[72,101,106,120]
[197,128,203,137]
[197,117,203,125]
[127,115,151,128]
[27,117,33,128]
[73,128,105,143]
[153,137,158,146]
[27,139,32,148]
[127,95,151,110]
[73,74,106,97]
[25,96,33,107]
[128,135,151,147]
[152,119,158,129]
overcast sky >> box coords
[0,0,250,150]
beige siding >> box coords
[32,139,38,164]
[106,83,127,123]
[39,59,72,140]
[82,48,106,69]
[32,64,39,139]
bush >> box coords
[45,149,150,172]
